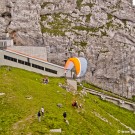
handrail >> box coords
[83,87,135,112]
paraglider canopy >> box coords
[64,57,87,78]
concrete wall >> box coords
[8,46,47,60]
[0,49,71,77]
[67,79,77,90]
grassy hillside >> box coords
[0,66,135,135]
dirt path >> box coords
[11,114,34,135]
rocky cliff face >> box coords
[0,0,43,45]
[0,0,135,98]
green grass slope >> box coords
[0,66,135,135]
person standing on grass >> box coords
[38,110,41,122]
[63,111,67,120]
[41,106,44,117]
[63,111,69,125]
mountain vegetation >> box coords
[0,0,135,98]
